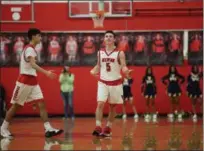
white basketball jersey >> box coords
[20,45,37,76]
[99,49,121,81]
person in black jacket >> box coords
[162,66,185,121]
[141,66,157,122]
[187,65,203,122]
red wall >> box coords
[0,1,203,115]
[0,65,203,115]
[1,1,203,31]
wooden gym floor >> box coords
[0,117,203,150]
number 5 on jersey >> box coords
[106,63,111,72]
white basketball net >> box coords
[91,12,105,28]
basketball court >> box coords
[0,118,203,150]
[0,0,203,150]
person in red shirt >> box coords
[117,35,130,52]
[151,33,166,64]
[169,33,181,53]
[134,35,146,53]
[83,36,95,54]
[133,35,148,65]
[167,33,182,64]
[190,34,202,52]
[152,33,165,53]
[189,33,203,64]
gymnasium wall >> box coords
[0,1,203,115]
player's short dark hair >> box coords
[105,30,116,38]
[28,28,41,40]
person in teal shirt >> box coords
[59,66,75,119]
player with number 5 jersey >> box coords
[90,31,131,137]
[99,49,121,82]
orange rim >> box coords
[90,10,106,16]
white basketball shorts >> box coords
[97,81,123,104]
[11,81,44,106]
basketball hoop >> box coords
[90,10,106,29]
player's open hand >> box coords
[128,69,133,73]
[46,70,57,79]
[125,69,133,77]
[90,70,98,76]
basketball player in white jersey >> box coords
[0,28,63,138]
[90,31,130,137]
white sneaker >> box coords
[0,138,11,150]
[178,114,182,119]
[122,114,127,119]
[168,113,174,118]
[152,114,157,123]
[192,114,197,119]
[177,114,183,122]
[192,114,197,123]
[145,114,150,119]
[144,114,151,123]
[167,114,174,122]
[0,128,13,138]
[134,114,139,119]
[153,114,157,119]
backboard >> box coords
[69,0,132,18]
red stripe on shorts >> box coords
[17,74,38,85]
[99,78,122,86]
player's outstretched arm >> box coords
[28,56,56,79]
[119,51,130,75]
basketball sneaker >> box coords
[100,126,112,137]
[0,128,13,138]
[177,114,183,122]
[92,126,102,136]
[192,114,198,123]
[152,114,158,123]
[122,114,127,120]
[134,114,139,119]
[144,114,151,123]
[45,128,63,138]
